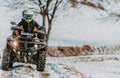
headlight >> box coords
[11,41,18,48]
[34,44,38,48]
[13,41,18,46]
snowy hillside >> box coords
[49,5,120,46]
[1,0,120,46]
[47,0,120,46]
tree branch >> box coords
[46,0,63,42]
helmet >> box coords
[22,9,34,23]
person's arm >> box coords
[33,21,40,38]
[33,21,40,31]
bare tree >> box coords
[5,0,82,43]
[5,0,66,43]
[36,0,63,42]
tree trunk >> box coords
[42,15,47,43]
[42,15,46,26]
[46,23,52,43]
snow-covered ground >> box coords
[0,55,120,78]
[47,55,120,78]
[1,0,120,78]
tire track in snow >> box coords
[47,63,71,78]
[1,71,8,78]
[47,63,91,78]
[0,64,44,78]
[59,64,89,78]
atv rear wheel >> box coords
[2,49,13,70]
[37,48,46,71]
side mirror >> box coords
[10,22,17,25]
[34,30,46,35]
[39,26,45,31]
[11,26,23,31]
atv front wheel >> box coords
[37,49,46,71]
[2,49,12,70]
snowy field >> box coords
[1,0,120,78]
[0,55,120,78]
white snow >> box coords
[49,5,120,46]
[1,55,120,78]
[0,7,11,49]
[46,55,120,78]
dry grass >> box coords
[81,0,105,10]
[47,45,120,57]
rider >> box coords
[14,9,42,39]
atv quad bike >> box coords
[2,22,46,71]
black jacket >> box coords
[18,19,40,33]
